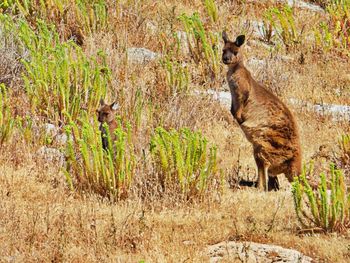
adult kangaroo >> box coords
[222,31,301,191]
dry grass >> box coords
[1,0,350,262]
[1,163,349,262]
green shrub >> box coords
[64,113,135,200]
[292,163,350,233]
[1,0,109,35]
[7,16,111,123]
[0,84,15,145]
[264,5,302,50]
[160,56,190,95]
[150,127,219,199]
[339,134,350,167]
[204,0,218,24]
[314,0,350,56]
[178,12,220,79]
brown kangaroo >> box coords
[97,99,119,150]
[222,31,301,191]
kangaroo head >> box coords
[97,99,119,123]
[222,31,245,66]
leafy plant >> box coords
[338,134,350,167]
[150,127,219,199]
[4,16,111,124]
[0,84,15,145]
[204,0,219,24]
[264,5,303,50]
[64,113,136,200]
[314,0,350,56]
[160,56,190,95]
[292,163,350,233]
[1,0,109,36]
[178,12,221,80]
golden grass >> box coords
[1,163,349,262]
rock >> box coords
[43,123,59,137]
[284,0,324,13]
[289,98,350,121]
[127,47,160,64]
[245,20,274,40]
[247,0,324,13]
[248,40,273,51]
[176,31,191,55]
[56,133,68,146]
[208,241,313,263]
[193,89,231,109]
[36,146,66,167]
[33,123,67,146]
[194,89,350,122]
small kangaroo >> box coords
[222,31,301,191]
[97,99,119,150]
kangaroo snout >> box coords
[222,53,231,64]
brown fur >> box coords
[97,99,119,150]
[222,32,302,191]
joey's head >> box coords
[97,99,119,123]
[222,31,245,66]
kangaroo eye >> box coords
[233,51,238,56]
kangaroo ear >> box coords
[235,35,245,47]
[222,31,229,43]
[100,98,105,106]
[110,102,119,111]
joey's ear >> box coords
[100,98,105,106]
[222,31,229,43]
[110,102,119,111]
[235,35,245,47]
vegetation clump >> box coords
[292,164,350,233]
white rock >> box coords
[247,0,324,13]
[194,89,350,121]
[36,146,66,167]
[208,241,313,263]
[127,47,160,64]
[43,123,59,137]
[289,98,350,121]
[176,31,190,55]
[284,0,324,13]
[246,20,275,40]
[56,133,68,146]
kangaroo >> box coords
[222,31,302,191]
[97,99,119,150]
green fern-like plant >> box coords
[339,134,350,166]
[150,127,219,199]
[64,113,135,200]
[0,84,15,145]
[264,5,302,50]
[178,12,221,79]
[314,0,350,56]
[0,15,111,124]
[160,55,190,95]
[204,0,218,24]
[292,163,350,232]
